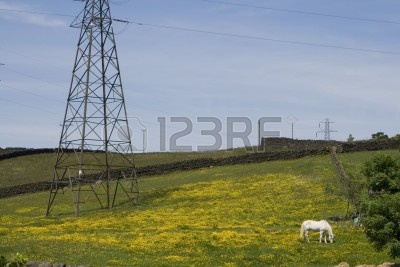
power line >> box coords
[1,66,67,90]
[110,0,131,5]
[1,7,400,55]
[0,8,75,18]
[199,0,400,25]
[0,45,71,73]
[0,96,59,115]
[127,20,400,55]
[0,83,64,104]
[1,65,187,117]
[3,3,399,26]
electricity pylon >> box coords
[46,0,138,216]
[316,118,337,141]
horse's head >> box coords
[329,234,334,243]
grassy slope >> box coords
[0,148,255,188]
[1,151,398,266]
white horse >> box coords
[300,220,334,243]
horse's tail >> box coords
[299,223,304,238]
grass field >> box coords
[0,148,255,188]
[0,150,399,266]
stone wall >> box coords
[0,148,56,161]
[340,139,400,152]
[260,137,400,153]
[260,137,339,151]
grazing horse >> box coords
[300,220,334,243]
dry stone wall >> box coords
[261,137,400,153]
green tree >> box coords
[392,134,400,140]
[371,132,389,140]
[363,153,400,193]
[347,134,355,143]
[362,153,400,258]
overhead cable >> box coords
[0,8,75,18]
[126,20,400,55]
[199,0,400,25]
[1,7,400,55]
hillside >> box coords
[0,148,257,189]
[0,151,399,266]
[1,138,399,190]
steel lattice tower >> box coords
[316,118,337,141]
[46,0,138,216]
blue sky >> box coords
[1,0,400,151]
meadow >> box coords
[0,150,399,266]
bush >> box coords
[362,153,400,258]
[0,254,27,267]
[363,153,400,194]
[0,256,7,267]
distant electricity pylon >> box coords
[316,118,337,141]
[46,0,138,216]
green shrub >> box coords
[363,153,400,258]
[0,254,27,267]
[0,256,7,267]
